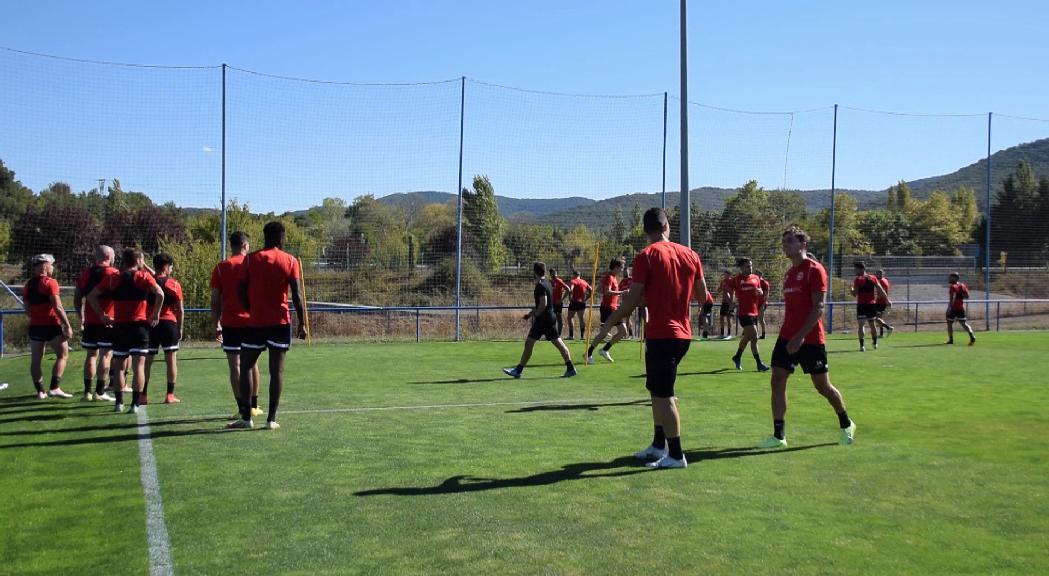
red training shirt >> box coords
[732,273,763,317]
[244,247,301,327]
[853,274,879,305]
[949,282,969,311]
[105,270,159,323]
[76,265,118,326]
[718,278,734,304]
[568,278,590,303]
[551,277,569,304]
[210,255,250,328]
[148,275,183,322]
[631,240,704,340]
[780,257,828,345]
[23,274,61,326]
[876,277,891,305]
[600,272,620,309]
[759,278,771,306]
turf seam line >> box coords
[137,408,175,576]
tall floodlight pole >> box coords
[454,76,466,341]
[679,0,690,247]
[662,92,668,211]
[98,178,106,196]
[827,104,838,333]
[220,63,228,260]
[985,112,992,331]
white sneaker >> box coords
[757,436,788,449]
[226,419,253,429]
[646,454,687,469]
[36,391,48,400]
[840,421,856,445]
[95,392,116,402]
[127,405,138,414]
[599,349,614,363]
[586,356,595,365]
[114,403,125,413]
[265,421,280,430]
[633,444,667,460]
[48,388,73,399]
[81,392,95,402]
[0,382,9,392]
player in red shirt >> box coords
[87,248,164,413]
[619,269,634,338]
[23,254,74,399]
[549,268,570,338]
[759,227,855,449]
[730,258,769,372]
[565,270,591,341]
[587,258,626,364]
[74,245,118,402]
[143,253,184,404]
[228,222,307,430]
[699,290,714,338]
[873,269,895,338]
[757,271,771,339]
[717,270,735,339]
[849,261,889,351]
[592,208,707,469]
[211,231,262,418]
[946,272,976,345]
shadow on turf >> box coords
[505,399,650,413]
[410,375,568,384]
[354,443,835,496]
[0,416,229,437]
[628,368,738,378]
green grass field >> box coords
[1,332,1047,575]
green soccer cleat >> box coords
[840,421,856,445]
[758,436,788,449]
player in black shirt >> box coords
[503,262,577,378]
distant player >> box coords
[211,231,262,418]
[74,245,118,402]
[565,270,591,341]
[758,227,855,449]
[592,208,707,469]
[946,272,976,345]
[717,269,735,338]
[586,258,627,364]
[549,268,569,337]
[228,222,307,430]
[699,290,714,338]
[502,262,576,379]
[730,258,769,372]
[873,269,895,337]
[23,254,74,399]
[757,271,771,339]
[88,248,164,413]
[143,253,184,405]
[849,261,888,351]
[619,268,634,338]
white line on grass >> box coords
[136,408,175,576]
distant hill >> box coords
[376,138,1049,231]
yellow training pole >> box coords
[584,241,601,361]
[298,257,312,345]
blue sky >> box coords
[2,0,1047,212]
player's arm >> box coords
[849,282,858,296]
[148,284,164,327]
[73,285,85,330]
[175,294,185,341]
[788,290,826,353]
[210,287,222,331]
[528,294,548,320]
[49,289,74,340]
[694,272,709,308]
[86,286,112,326]
[289,278,307,339]
[875,283,890,306]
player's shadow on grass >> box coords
[628,368,737,378]
[887,343,950,349]
[0,416,228,437]
[0,402,100,417]
[0,422,239,450]
[506,399,650,413]
[354,443,835,497]
[411,375,568,385]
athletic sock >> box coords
[652,425,666,448]
[115,387,123,405]
[142,380,148,395]
[734,346,744,359]
[95,379,106,395]
[34,380,45,393]
[872,334,878,346]
[565,361,575,370]
[84,378,92,394]
[667,436,683,460]
[251,395,259,409]
[586,345,595,357]
[837,410,851,429]
[773,419,786,440]
[753,353,763,365]
[49,375,62,391]
[601,342,612,352]
[131,390,140,407]
[515,364,525,374]
[859,338,865,348]
[166,381,175,395]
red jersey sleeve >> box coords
[631,252,650,286]
[811,263,828,294]
[210,265,221,290]
[169,279,184,302]
[45,277,60,297]
[135,271,159,291]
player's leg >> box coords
[236,346,264,423]
[95,347,113,399]
[961,318,976,344]
[129,354,148,410]
[46,335,70,397]
[856,311,866,350]
[868,318,879,349]
[551,336,576,377]
[265,348,286,428]
[810,371,855,445]
[29,338,46,398]
[758,307,767,339]
[641,339,689,468]
[143,352,156,402]
[946,316,955,344]
[110,354,128,409]
[82,347,98,400]
[163,349,179,403]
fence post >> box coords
[827,104,838,333]
[454,76,466,342]
[913,302,918,332]
[416,308,421,343]
[220,63,228,260]
[1,314,5,358]
[984,112,992,332]
[996,301,1001,332]
[662,91,667,211]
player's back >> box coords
[633,241,702,339]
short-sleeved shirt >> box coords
[77,265,118,325]
[568,278,590,303]
[704,291,714,305]
[23,274,61,326]
[550,277,569,304]
[244,247,301,327]
[631,240,704,340]
[600,272,620,309]
[732,273,763,317]
[759,278,771,305]
[876,277,891,305]
[620,276,632,293]
[780,257,828,345]
[949,282,969,311]
[106,270,159,323]
[853,274,879,305]
[210,255,250,328]
[148,275,183,322]
[718,278,734,303]
[533,279,556,323]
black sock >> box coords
[251,395,259,409]
[167,381,175,395]
[859,338,865,347]
[115,387,123,405]
[142,380,149,395]
[515,364,525,374]
[49,375,62,391]
[872,334,878,345]
[132,390,140,407]
[586,345,595,357]
[652,425,666,448]
[565,361,574,370]
[753,353,763,365]
[34,380,45,393]
[95,380,106,395]
[774,419,786,440]
[667,436,683,460]
[236,396,247,414]
[837,410,851,429]
[734,347,744,360]
[84,378,92,394]
[602,342,612,352]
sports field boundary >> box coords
[136,408,175,576]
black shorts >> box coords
[243,324,293,351]
[720,303,734,317]
[599,305,623,324]
[147,320,180,355]
[567,301,586,312]
[771,338,829,375]
[738,315,758,328]
[875,303,888,316]
[527,318,559,341]
[28,325,63,343]
[220,324,247,353]
[644,338,691,398]
[81,324,113,350]
[113,322,150,357]
[553,303,564,315]
[856,303,879,320]
[702,302,713,314]
[947,308,967,321]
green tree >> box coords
[462,175,507,271]
[0,158,36,222]
[858,209,919,255]
[910,191,967,255]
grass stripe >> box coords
[137,408,175,576]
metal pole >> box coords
[984,112,992,331]
[98,178,106,196]
[662,91,668,211]
[454,76,466,341]
[220,64,228,260]
[827,104,838,333]
[679,0,690,247]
